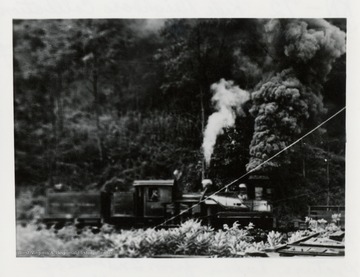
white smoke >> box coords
[202,79,250,166]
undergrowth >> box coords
[16,216,342,258]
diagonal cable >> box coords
[155,106,346,228]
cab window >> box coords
[148,188,159,202]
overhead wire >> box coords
[155,106,346,228]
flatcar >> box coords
[43,176,274,229]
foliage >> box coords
[17,214,345,258]
[14,19,346,221]
[287,231,307,244]
[267,230,284,249]
[305,216,342,233]
[16,220,280,258]
[16,188,45,221]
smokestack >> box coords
[202,79,249,166]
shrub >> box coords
[16,216,344,258]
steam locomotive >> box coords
[43,175,274,229]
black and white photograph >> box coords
[13,17,347,258]
[1,0,360,276]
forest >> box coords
[13,18,346,221]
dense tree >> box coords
[14,19,346,218]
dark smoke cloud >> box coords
[264,18,346,82]
[247,69,311,171]
[247,18,346,172]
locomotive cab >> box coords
[108,180,173,226]
[133,180,173,218]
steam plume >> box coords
[202,79,249,165]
